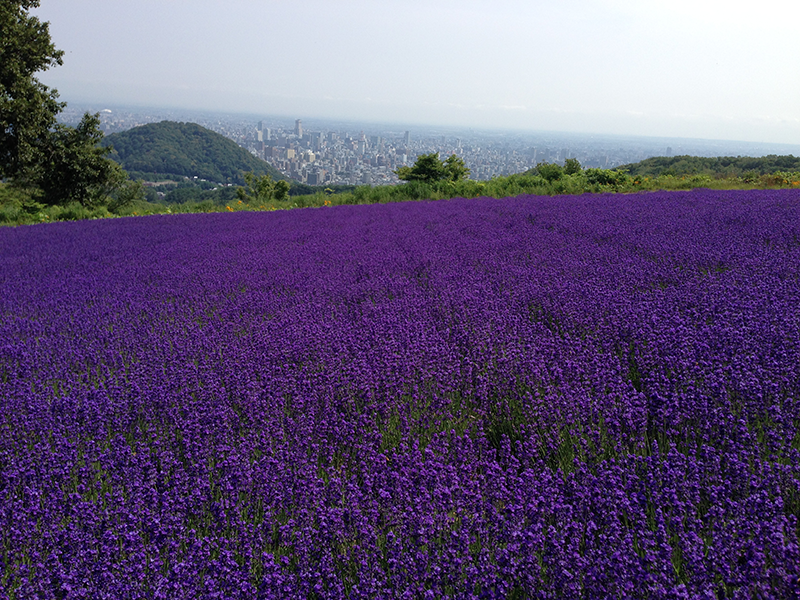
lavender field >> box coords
[1,189,799,599]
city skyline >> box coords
[63,103,800,188]
[33,0,800,146]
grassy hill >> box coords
[619,154,800,177]
[102,121,285,185]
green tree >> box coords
[535,162,563,182]
[443,154,470,181]
[1,0,125,207]
[236,172,290,203]
[0,0,64,183]
[395,153,470,184]
[37,113,127,207]
[564,158,582,175]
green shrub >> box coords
[535,162,564,182]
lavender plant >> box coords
[1,189,799,598]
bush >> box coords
[564,158,582,175]
[584,168,630,188]
[535,162,563,182]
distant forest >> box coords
[619,154,800,177]
[102,121,285,185]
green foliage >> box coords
[443,154,471,181]
[1,1,126,208]
[36,113,127,208]
[395,153,444,183]
[395,153,470,184]
[620,154,800,177]
[275,180,290,202]
[108,180,146,214]
[535,162,563,182]
[236,172,291,204]
[584,168,630,187]
[163,185,238,205]
[103,122,286,185]
[0,0,65,183]
[4,157,799,227]
[288,183,356,197]
[563,158,582,175]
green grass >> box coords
[3,169,800,227]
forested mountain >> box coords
[620,154,800,177]
[102,121,285,185]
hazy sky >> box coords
[33,0,800,144]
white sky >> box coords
[33,0,800,144]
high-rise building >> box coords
[295,119,303,138]
[404,131,411,145]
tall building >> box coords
[295,119,303,138]
[404,131,411,145]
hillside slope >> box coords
[619,154,800,177]
[102,121,285,185]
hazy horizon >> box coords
[33,0,800,146]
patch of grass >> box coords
[4,169,800,227]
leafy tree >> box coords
[443,154,470,182]
[564,158,582,175]
[37,113,127,207]
[0,0,64,183]
[395,153,470,184]
[584,168,630,187]
[1,0,125,207]
[535,162,563,182]
[237,172,290,203]
[395,153,444,183]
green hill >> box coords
[102,121,285,185]
[619,154,800,177]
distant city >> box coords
[60,104,800,186]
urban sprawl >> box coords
[64,106,799,187]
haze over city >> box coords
[34,0,800,146]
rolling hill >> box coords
[618,154,800,177]
[102,121,286,185]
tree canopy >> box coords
[395,153,471,184]
[0,0,64,183]
[37,113,127,207]
[236,172,290,204]
[1,0,124,207]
